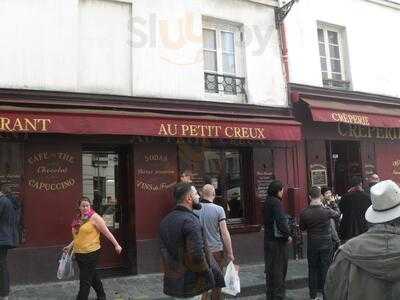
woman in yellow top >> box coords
[64,196,122,300]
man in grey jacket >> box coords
[325,180,400,300]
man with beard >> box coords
[159,182,224,299]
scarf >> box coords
[71,209,95,234]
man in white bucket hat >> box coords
[325,180,400,300]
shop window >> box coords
[203,17,246,102]
[82,152,120,229]
[317,23,350,90]
[179,144,250,223]
[0,142,23,196]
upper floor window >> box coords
[317,24,350,90]
[202,18,246,101]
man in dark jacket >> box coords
[300,186,339,300]
[325,180,400,300]
[338,176,371,242]
[159,182,224,299]
[0,184,21,300]
[264,180,291,300]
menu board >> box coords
[253,148,274,201]
[311,169,328,187]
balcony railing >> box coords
[323,78,351,90]
[204,72,246,99]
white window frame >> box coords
[202,18,246,103]
[317,23,349,86]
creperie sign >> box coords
[0,116,51,132]
[158,123,266,139]
[330,112,370,126]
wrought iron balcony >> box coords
[204,72,246,99]
[323,78,351,90]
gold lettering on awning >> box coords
[0,117,52,132]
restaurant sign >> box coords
[338,123,400,140]
[158,123,266,139]
[0,112,301,141]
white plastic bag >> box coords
[57,251,74,280]
[222,261,240,296]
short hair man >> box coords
[180,170,193,183]
[338,176,371,243]
[365,173,380,195]
[299,186,339,300]
[0,184,21,300]
[196,184,234,300]
[325,180,400,299]
[159,182,224,299]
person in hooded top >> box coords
[325,180,400,300]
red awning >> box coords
[0,106,302,141]
[302,97,400,128]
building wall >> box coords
[285,0,400,98]
[0,0,286,106]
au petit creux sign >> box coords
[158,123,266,139]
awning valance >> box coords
[301,97,400,128]
[0,106,302,141]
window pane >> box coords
[320,57,327,71]
[225,151,243,219]
[322,71,328,79]
[328,30,338,45]
[317,28,324,43]
[331,59,342,73]
[222,32,235,52]
[329,45,340,59]
[83,152,120,229]
[223,53,236,74]
[319,43,326,57]
[0,142,23,197]
[204,50,217,71]
[203,29,216,50]
[332,73,342,80]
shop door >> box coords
[328,141,362,196]
[82,150,129,269]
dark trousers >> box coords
[265,241,289,300]
[75,250,106,300]
[307,247,332,299]
[0,247,9,297]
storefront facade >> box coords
[0,89,306,284]
[291,83,400,195]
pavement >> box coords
[10,259,308,300]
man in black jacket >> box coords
[0,184,21,300]
[159,182,224,299]
[264,180,291,300]
[300,186,339,300]
[339,176,371,243]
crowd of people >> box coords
[264,173,400,300]
[2,170,400,300]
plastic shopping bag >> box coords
[57,251,74,280]
[222,261,240,296]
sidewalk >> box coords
[10,259,308,299]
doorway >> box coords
[327,141,362,196]
[82,149,132,270]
